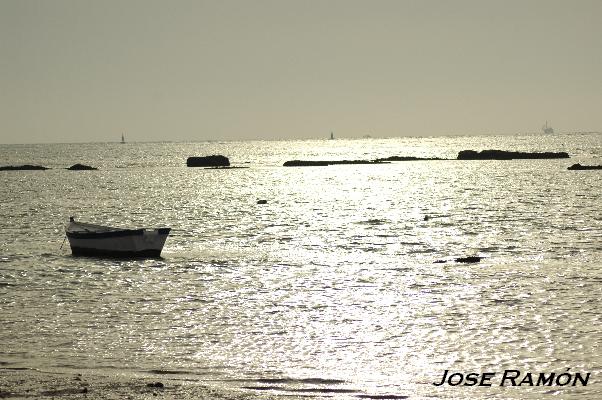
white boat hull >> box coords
[66,220,170,258]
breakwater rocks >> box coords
[283,160,389,167]
[67,164,98,170]
[457,150,569,160]
[187,155,230,167]
[0,165,49,171]
[567,163,602,170]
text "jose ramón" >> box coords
[433,369,590,387]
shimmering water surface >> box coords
[1,134,601,399]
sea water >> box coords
[0,134,600,399]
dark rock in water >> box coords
[283,160,331,167]
[455,256,483,263]
[204,166,248,169]
[283,159,389,167]
[457,150,569,160]
[187,155,230,167]
[321,159,389,165]
[67,163,97,170]
[257,199,268,204]
[568,163,602,170]
[375,156,445,162]
[0,164,49,171]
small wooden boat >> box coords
[65,217,170,258]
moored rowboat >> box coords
[65,217,170,258]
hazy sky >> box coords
[1,0,601,144]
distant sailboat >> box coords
[121,133,126,144]
[542,121,554,134]
[330,131,334,140]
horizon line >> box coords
[2,131,600,146]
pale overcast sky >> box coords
[1,0,601,144]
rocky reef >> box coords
[283,160,389,167]
[0,165,49,171]
[567,163,602,170]
[457,150,569,160]
[374,156,445,162]
[67,164,98,170]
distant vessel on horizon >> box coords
[542,121,554,134]
[330,131,334,140]
[121,133,126,144]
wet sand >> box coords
[0,368,410,399]
[0,368,259,400]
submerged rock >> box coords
[455,256,483,263]
[457,150,569,160]
[567,163,602,170]
[203,166,249,169]
[67,164,97,170]
[374,156,445,162]
[283,160,388,167]
[0,165,49,171]
[187,155,230,167]
[283,160,330,167]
